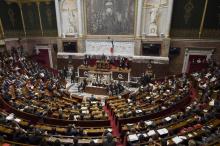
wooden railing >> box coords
[113,95,191,132]
[0,96,110,127]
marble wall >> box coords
[85,40,134,56]
[50,0,173,56]
[55,0,83,38]
[55,0,173,37]
[141,0,173,37]
[58,0,79,37]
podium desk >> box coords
[85,86,108,95]
[78,65,131,82]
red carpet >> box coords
[103,105,124,146]
[190,86,198,101]
[103,87,197,146]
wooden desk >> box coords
[46,135,118,145]
[85,86,108,95]
[0,123,114,145]
[78,65,131,81]
[116,95,191,131]
[167,119,220,146]
[0,125,13,134]
[0,96,111,127]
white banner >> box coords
[86,40,134,56]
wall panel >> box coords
[170,0,206,38]
[202,0,220,38]
[0,1,23,37]
[22,2,41,36]
[40,1,58,36]
[86,0,135,35]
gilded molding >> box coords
[199,0,208,38]
[18,1,26,36]
[0,18,4,38]
[36,1,44,36]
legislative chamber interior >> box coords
[0,0,220,146]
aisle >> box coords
[67,80,125,145]
[103,105,124,146]
[190,86,198,101]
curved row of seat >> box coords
[106,75,192,128]
[0,50,219,146]
[104,61,220,146]
[0,52,114,145]
[0,52,111,124]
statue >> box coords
[68,8,77,34]
[148,6,159,36]
[150,7,159,24]
[60,0,78,36]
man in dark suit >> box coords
[28,130,42,145]
[103,132,116,146]
[71,67,75,83]
[68,137,82,146]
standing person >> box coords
[82,78,87,92]
[63,66,68,79]
[71,67,75,83]
[83,55,88,67]
[89,94,96,101]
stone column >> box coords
[136,0,143,38]
[77,0,84,37]
[55,0,62,37]
[161,38,170,57]
[134,40,142,56]
[165,0,174,37]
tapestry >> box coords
[86,0,135,35]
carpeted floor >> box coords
[190,86,198,101]
[103,106,124,146]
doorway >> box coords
[182,48,214,73]
[34,45,53,68]
[63,41,77,53]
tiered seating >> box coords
[0,52,114,145]
[106,61,220,146]
[0,110,114,145]
[124,96,217,145]
[0,52,109,121]
[106,75,191,129]
[0,50,219,146]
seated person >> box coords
[69,137,82,146]
[89,94,96,101]
[103,132,116,146]
[28,130,42,145]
